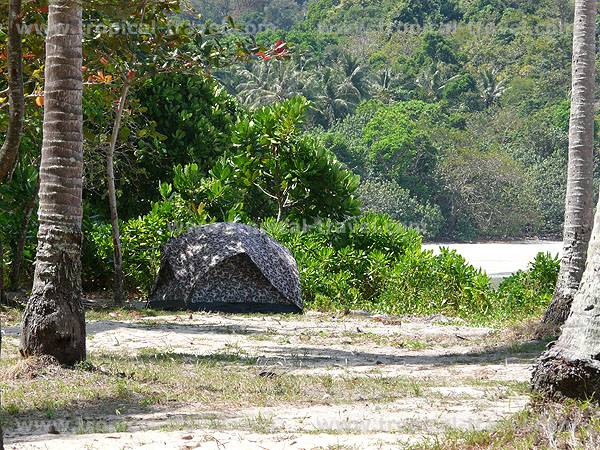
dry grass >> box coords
[0,341,435,420]
[2,355,61,381]
[0,306,22,327]
[417,400,600,449]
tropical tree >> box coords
[235,59,309,108]
[0,0,24,181]
[532,186,600,399]
[192,97,361,222]
[1,3,25,443]
[370,68,404,102]
[312,67,360,125]
[542,0,596,330]
[338,53,369,100]
[477,68,508,107]
[81,4,253,305]
[414,65,453,101]
[83,1,191,305]
[20,0,86,365]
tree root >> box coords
[532,351,600,402]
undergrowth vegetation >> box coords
[419,401,600,450]
[86,211,559,324]
[266,215,559,323]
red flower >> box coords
[273,40,289,59]
[274,40,286,54]
[255,51,271,61]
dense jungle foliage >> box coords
[0,0,574,319]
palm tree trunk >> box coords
[107,81,129,306]
[542,0,596,330]
[20,0,86,365]
[0,0,25,182]
[532,190,600,399]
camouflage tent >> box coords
[147,223,303,313]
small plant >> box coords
[114,421,129,433]
[247,413,274,433]
[495,252,560,321]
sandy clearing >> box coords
[3,312,538,449]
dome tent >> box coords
[147,223,303,313]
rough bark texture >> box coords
[10,184,38,289]
[543,0,596,329]
[532,192,600,400]
[20,0,86,366]
[107,81,129,306]
[532,351,600,400]
[0,0,25,182]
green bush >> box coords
[86,206,558,324]
[495,252,560,319]
[377,250,559,322]
[87,199,205,293]
[262,213,422,308]
[377,248,492,317]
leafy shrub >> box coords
[86,205,558,324]
[378,250,559,322]
[377,248,492,317]
[262,214,422,308]
[495,252,560,318]
[88,199,205,293]
[117,73,239,217]
[227,97,361,222]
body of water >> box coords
[423,240,563,281]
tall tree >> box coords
[532,190,600,399]
[1,1,25,446]
[106,80,129,306]
[0,0,24,181]
[20,0,86,365]
[542,0,596,331]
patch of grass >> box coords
[85,308,174,322]
[0,344,439,422]
[114,421,129,433]
[341,331,431,350]
[135,349,259,366]
[248,331,279,342]
[297,329,433,350]
[415,400,600,449]
[159,420,203,432]
[246,412,276,433]
[0,306,23,327]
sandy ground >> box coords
[2,312,539,449]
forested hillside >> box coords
[209,0,591,240]
[0,0,582,299]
